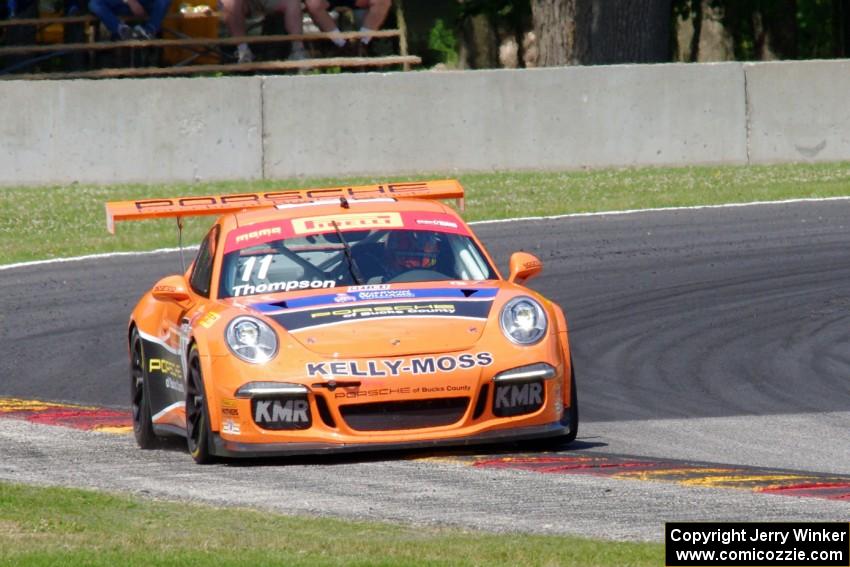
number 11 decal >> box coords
[240,255,273,282]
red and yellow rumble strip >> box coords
[4,396,848,502]
[0,398,132,434]
[467,454,850,502]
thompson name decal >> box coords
[233,279,335,297]
[306,352,494,379]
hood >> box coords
[248,284,499,357]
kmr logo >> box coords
[253,399,311,430]
[493,382,544,417]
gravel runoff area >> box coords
[1,418,849,542]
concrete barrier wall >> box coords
[263,63,747,178]
[745,60,850,164]
[0,77,263,185]
[0,60,847,186]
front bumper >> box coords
[211,419,571,459]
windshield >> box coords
[219,223,497,299]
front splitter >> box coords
[211,421,570,458]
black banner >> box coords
[270,300,493,331]
[666,522,849,566]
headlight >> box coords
[225,316,278,363]
[500,296,547,345]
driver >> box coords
[384,231,440,275]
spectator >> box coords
[88,0,171,40]
[305,0,390,51]
[221,0,306,63]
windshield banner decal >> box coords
[267,299,494,332]
[223,212,472,254]
[252,287,498,313]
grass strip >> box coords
[0,481,662,567]
[2,162,850,265]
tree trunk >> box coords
[674,0,702,62]
[514,20,527,68]
[459,13,500,69]
[837,0,850,57]
[761,0,797,60]
[687,0,703,61]
[586,0,673,64]
[752,9,769,59]
[531,0,579,66]
[532,0,673,66]
[752,2,797,61]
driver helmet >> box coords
[385,231,440,271]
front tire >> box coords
[562,361,579,443]
[130,328,159,449]
[185,345,216,464]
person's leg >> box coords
[357,0,389,42]
[277,0,306,59]
[89,0,131,38]
[304,0,335,32]
[140,0,170,34]
[279,0,301,34]
[221,0,253,61]
[306,0,346,48]
[221,0,247,37]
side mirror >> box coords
[152,275,191,303]
[508,252,543,284]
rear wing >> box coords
[105,179,465,233]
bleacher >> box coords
[0,1,420,79]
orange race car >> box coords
[106,180,578,463]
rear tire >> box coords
[130,328,159,449]
[185,346,216,464]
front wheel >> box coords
[130,328,159,449]
[185,346,216,464]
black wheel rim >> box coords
[130,338,144,428]
[186,356,204,451]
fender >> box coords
[130,320,185,426]
[549,301,573,408]
[186,324,222,433]
[130,291,194,431]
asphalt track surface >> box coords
[1,200,849,540]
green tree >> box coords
[673,0,850,61]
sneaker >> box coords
[236,44,254,64]
[115,24,132,41]
[132,25,153,40]
[287,45,308,62]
